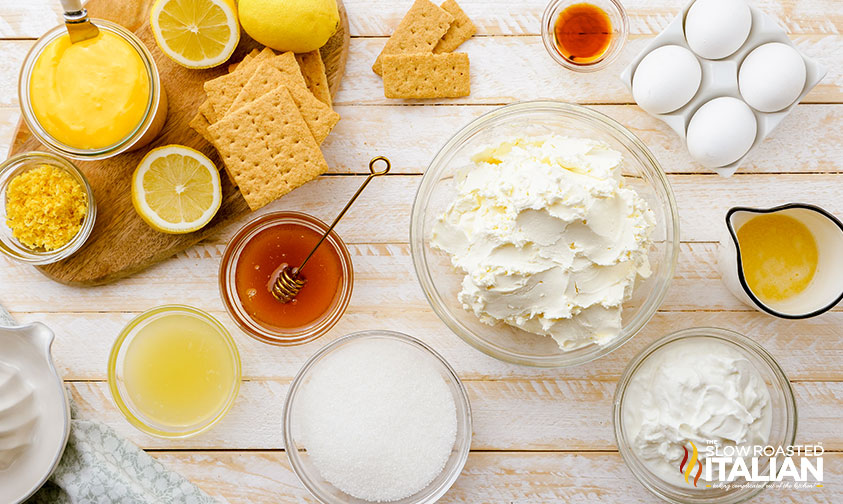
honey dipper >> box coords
[271,156,391,303]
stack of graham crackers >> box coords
[373,0,476,99]
[190,48,340,211]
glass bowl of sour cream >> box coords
[613,327,798,504]
[410,100,679,368]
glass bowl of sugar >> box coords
[282,330,472,503]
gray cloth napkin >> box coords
[0,304,13,325]
[0,304,217,504]
[27,399,217,504]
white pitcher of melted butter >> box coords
[718,203,843,318]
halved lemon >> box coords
[150,0,240,69]
[132,145,222,234]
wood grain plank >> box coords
[2,241,843,314]
[2,0,841,38]
[319,104,842,175]
[1,35,841,107]
[342,0,843,37]
[0,41,29,109]
[0,174,836,249]
[0,107,17,158]
[339,35,841,105]
[4,104,842,174]
[150,451,842,503]
[67,380,843,451]
[9,310,842,381]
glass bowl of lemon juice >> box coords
[108,305,241,438]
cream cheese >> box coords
[622,338,772,486]
[430,135,655,350]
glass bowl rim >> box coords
[612,326,798,504]
[107,304,242,439]
[409,100,680,368]
[17,19,162,160]
[0,151,96,265]
[218,211,354,347]
[282,329,473,504]
[540,0,630,72]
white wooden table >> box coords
[1,1,841,502]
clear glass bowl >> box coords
[18,20,168,160]
[108,305,241,438]
[283,330,472,504]
[541,0,629,72]
[410,101,679,368]
[613,327,798,504]
[219,212,354,346]
[0,151,96,265]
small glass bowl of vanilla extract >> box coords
[541,0,628,72]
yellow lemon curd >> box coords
[737,213,818,303]
[29,30,150,150]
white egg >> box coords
[632,45,702,115]
[739,42,807,112]
[687,97,757,168]
[685,0,752,59]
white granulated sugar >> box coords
[294,338,458,502]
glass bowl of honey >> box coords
[108,305,241,438]
[219,211,354,346]
[541,0,629,72]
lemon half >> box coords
[150,0,240,69]
[132,145,222,234]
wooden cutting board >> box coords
[9,0,349,286]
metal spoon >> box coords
[271,156,391,303]
[60,0,99,43]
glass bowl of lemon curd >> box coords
[108,305,241,438]
[18,20,168,160]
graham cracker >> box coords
[187,115,235,187]
[228,54,340,144]
[206,86,329,211]
[372,0,454,76]
[204,47,274,121]
[434,0,476,53]
[382,52,470,99]
[198,99,216,125]
[228,48,261,73]
[189,111,214,144]
[190,109,238,186]
[295,50,332,107]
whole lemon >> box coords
[238,0,339,53]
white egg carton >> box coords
[619,0,827,177]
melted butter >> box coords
[737,213,818,303]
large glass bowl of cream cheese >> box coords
[410,101,679,367]
[613,327,797,503]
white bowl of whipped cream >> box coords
[410,101,679,367]
[613,327,797,504]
